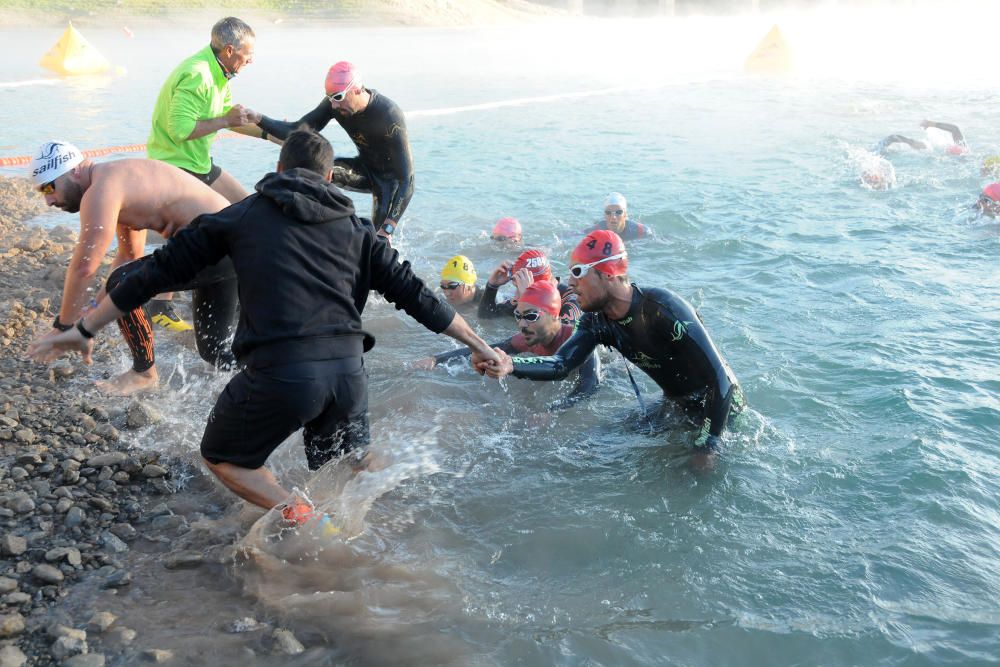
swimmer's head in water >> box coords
[325,61,364,113]
[977,183,1000,218]
[514,281,561,346]
[945,144,968,156]
[982,156,1000,177]
[491,217,522,245]
[603,192,628,232]
[570,230,628,278]
[440,255,478,306]
[861,161,895,191]
[512,249,553,283]
[31,141,85,213]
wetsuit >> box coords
[584,220,652,241]
[105,257,238,372]
[258,89,413,230]
[872,135,927,155]
[432,323,599,410]
[106,167,454,470]
[478,280,582,325]
[510,285,743,448]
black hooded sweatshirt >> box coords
[108,168,455,365]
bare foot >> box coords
[95,368,159,396]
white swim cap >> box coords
[30,141,83,186]
[604,192,627,209]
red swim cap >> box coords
[570,230,628,276]
[982,182,1000,201]
[512,249,553,282]
[492,217,521,239]
[517,281,560,317]
[946,144,968,156]
[325,61,360,96]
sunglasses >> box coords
[440,282,463,291]
[328,78,357,103]
[38,181,56,195]
[513,310,542,322]
[604,208,625,216]
[569,251,627,278]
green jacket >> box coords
[147,45,232,174]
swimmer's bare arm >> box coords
[54,186,122,330]
[921,120,965,144]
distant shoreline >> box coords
[0,0,566,28]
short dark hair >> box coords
[279,127,334,175]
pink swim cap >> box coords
[325,61,360,96]
[981,183,1000,201]
[492,217,522,239]
[946,144,967,156]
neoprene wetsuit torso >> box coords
[259,89,414,228]
[511,285,742,445]
[585,219,651,241]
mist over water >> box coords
[3,5,999,665]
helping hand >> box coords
[27,327,93,365]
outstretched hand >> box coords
[473,347,513,379]
[27,327,93,365]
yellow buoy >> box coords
[744,24,793,75]
[39,23,111,76]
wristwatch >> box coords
[380,222,396,235]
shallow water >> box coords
[3,9,1000,666]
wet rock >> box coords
[0,417,16,429]
[50,360,74,379]
[163,552,203,570]
[0,578,17,594]
[100,532,128,555]
[0,535,27,556]
[93,424,119,441]
[56,498,73,513]
[12,430,33,445]
[142,649,173,663]
[2,592,30,605]
[88,497,114,513]
[227,617,266,633]
[32,563,64,584]
[52,633,88,659]
[147,503,172,518]
[272,628,305,655]
[15,452,42,466]
[8,468,28,482]
[111,471,130,484]
[102,570,131,589]
[105,626,136,645]
[7,493,34,515]
[0,644,26,667]
[0,613,25,638]
[45,547,82,566]
[109,523,136,541]
[150,515,186,532]
[87,611,116,634]
[86,453,127,468]
[141,464,168,479]
[126,402,162,429]
[63,655,105,667]
[65,507,86,527]
[48,625,86,640]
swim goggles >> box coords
[38,180,57,195]
[440,282,463,291]
[513,310,542,322]
[604,208,625,216]
[328,78,357,102]
[569,252,627,278]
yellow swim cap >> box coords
[983,155,1000,175]
[441,255,477,285]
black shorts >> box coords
[200,357,369,470]
[181,160,223,186]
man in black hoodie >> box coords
[28,128,499,519]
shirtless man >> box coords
[29,140,237,394]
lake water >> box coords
[2,8,999,666]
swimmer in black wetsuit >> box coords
[873,120,967,156]
[413,281,599,410]
[256,61,412,241]
[479,249,582,325]
[584,192,651,241]
[478,230,744,453]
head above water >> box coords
[978,183,1000,218]
[515,281,562,346]
[440,255,478,307]
[603,192,629,232]
[278,127,334,176]
[568,230,629,312]
[210,17,255,77]
[492,217,522,244]
[512,249,553,283]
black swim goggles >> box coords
[440,282,463,291]
[513,310,542,322]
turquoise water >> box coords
[3,12,999,666]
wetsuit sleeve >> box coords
[874,135,927,154]
[108,213,231,312]
[369,235,455,333]
[477,284,516,320]
[382,104,414,223]
[258,98,335,141]
[510,323,600,381]
[433,337,517,365]
[547,350,600,412]
[925,121,965,144]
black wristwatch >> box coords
[52,315,72,332]
[380,222,396,236]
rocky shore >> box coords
[0,177,302,666]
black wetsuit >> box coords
[432,323,599,411]
[510,285,743,448]
[584,220,652,241]
[107,168,454,470]
[478,280,582,325]
[106,257,238,373]
[259,89,413,229]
